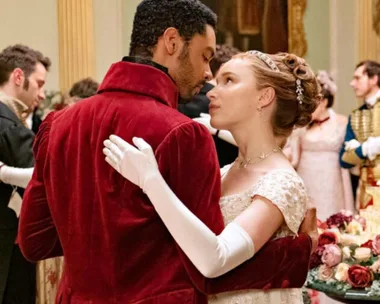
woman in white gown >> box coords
[103,51,321,304]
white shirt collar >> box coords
[365,89,380,107]
[25,112,33,129]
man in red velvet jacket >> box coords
[19,1,316,303]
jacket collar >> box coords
[98,58,179,109]
[0,91,29,125]
[365,89,380,108]
[0,100,22,124]
[0,91,29,113]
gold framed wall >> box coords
[288,0,308,57]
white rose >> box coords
[340,234,360,246]
[334,263,350,282]
[354,247,372,262]
[346,221,363,235]
[342,246,351,260]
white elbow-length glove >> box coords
[0,162,34,188]
[103,135,254,278]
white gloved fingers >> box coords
[344,139,360,151]
[132,137,153,152]
[367,143,377,161]
[104,140,124,161]
[109,135,133,153]
[103,147,121,171]
[369,154,377,161]
[105,156,119,172]
[200,113,211,118]
[132,137,157,165]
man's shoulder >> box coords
[351,103,368,114]
[0,103,30,136]
[99,91,196,131]
[0,102,18,124]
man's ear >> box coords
[12,68,25,86]
[370,74,379,88]
[162,27,181,55]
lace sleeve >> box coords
[253,170,307,235]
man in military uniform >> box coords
[340,60,380,209]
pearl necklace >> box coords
[235,147,282,169]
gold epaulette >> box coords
[349,101,380,142]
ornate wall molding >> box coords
[288,0,308,57]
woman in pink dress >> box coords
[284,71,354,221]
[284,71,354,304]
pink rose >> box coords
[322,244,342,267]
[355,215,367,230]
[372,235,380,255]
[318,264,334,281]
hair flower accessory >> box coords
[296,79,304,104]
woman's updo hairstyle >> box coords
[233,51,322,137]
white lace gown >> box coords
[208,166,307,304]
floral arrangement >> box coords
[307,210,380,299]
[36,90,63,118]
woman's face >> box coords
[207,58,263,131]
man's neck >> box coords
[0,88,29,112]
[365,87,380,106]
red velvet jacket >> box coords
[19,60,312,304]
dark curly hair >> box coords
[129,0,217,58]
[69,77,99,99]
[0,44,51,88]
[210,44,240,76]
[356,60,380,87]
